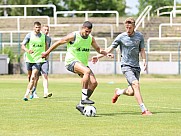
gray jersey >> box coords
[46,35,51,48]
[111,31,145,67]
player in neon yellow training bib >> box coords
[42,21,111,115]
[21,21,48,101]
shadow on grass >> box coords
[97,110,181,117]
[97,111,141,116]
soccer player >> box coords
[21,21,48,101]
[92,17,152,116]
[30,25,52,99]
[41,21,109,114]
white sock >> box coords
[116,88,124,95]
[140,103,147,112]
[79,101,84,107]
[82,89,88,100]
[24,89,30,98]
[44,88,48,95]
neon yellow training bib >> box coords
[65,31,92,66]
[26,32,46,63]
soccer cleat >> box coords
[29,95,33,99]
[76,105,84,115]
[33,93,39,98]
[81,98,95,104]
[142,110,152,116]
[29,89,36,99]
[112,88,120,103]
[23,98,28,101]
[44,93,52,98]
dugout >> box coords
[0,54,9,74]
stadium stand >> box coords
[0,4,181,74]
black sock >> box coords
[87,89,93,98]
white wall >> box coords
[47,61,179,75]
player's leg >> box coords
[87,68,98,99]
[23,63,40,101]
[73,62,94,105]
[66,61,93,114]
[26,62,32,82]
[128,67,152,115]
[41,61,52,98]
[112,65,132,103]
[24,63,32,101]
[30,73,40,99]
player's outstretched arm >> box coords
[42,33,74,58]
[91,44,114,64]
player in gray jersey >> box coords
[92,17,152,116]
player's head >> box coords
[81,21,92,38]
[124,17,135,36]
[33,21,41,34]
[42,24,49,35]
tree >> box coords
[137,0,174,16]
[0,0,126,17]
[63,0,126,17]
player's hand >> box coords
[143,62,147,71]
[28,49,34,54]
[100,50,107,56]
[107,53,114,58]
[91,56,99,64]
[41,52,47,58]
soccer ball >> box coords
[83,105,96,117]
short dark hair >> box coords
[82,21,92,29]
[34,21,41,26]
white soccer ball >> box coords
[83,105,96,117]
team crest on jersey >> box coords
[134,40,140,45]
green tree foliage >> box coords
[64,0,126,16]
[138,0,174,16]
[0,0,126,17]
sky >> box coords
[125,0,139,15]
[125,0,181,15]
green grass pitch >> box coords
[0,74,181,136]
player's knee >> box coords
[92,81,98,88]
[84,68,91,75]
[127,88,134,96]
[31,76,35,81]
[128,91,134,96]
[132,80,139,88]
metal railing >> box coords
[159,23,181,38]
[55,11,119,27]
[49,23,114,38]
[135,5,152,31]
[154,5,181,17]
[52,37,108,49]
[147,37,181,52]
[0,16,50,31]
[0,5,56,23]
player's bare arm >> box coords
[21,44,34,54]
[91,37,107,55]
[42,32,74,58]
[91,38,114,63]
[140,48,147,71]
